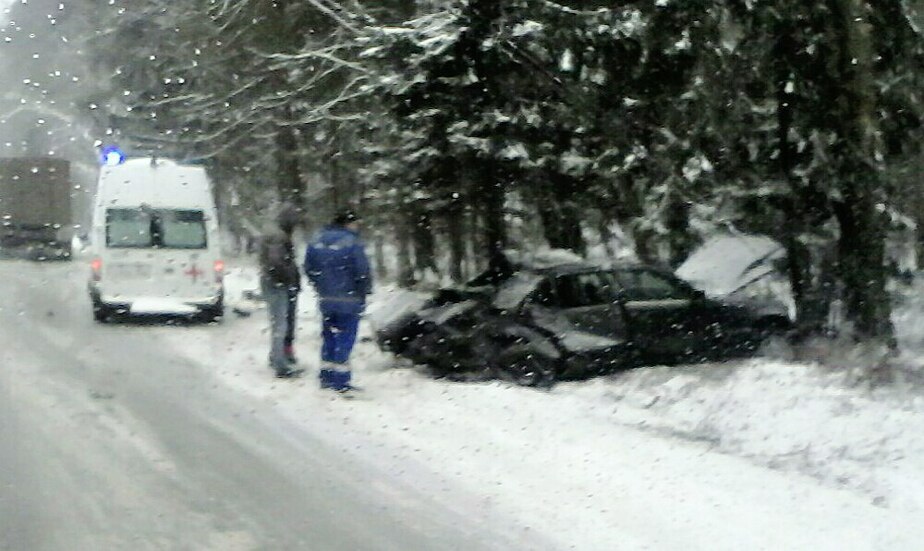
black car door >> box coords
[549,271,627,338]
[611,268,704,360]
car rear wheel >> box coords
[496,344,557,387]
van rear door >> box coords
[104,207,218,302]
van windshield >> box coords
[106,208,207,249]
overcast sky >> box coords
[1,0,14,23]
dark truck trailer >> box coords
[0,157,73,260]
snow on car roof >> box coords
[510,248,584,269]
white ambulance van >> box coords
[88,157,224,321]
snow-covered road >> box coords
[0,260,533,551]
[2,259,922,550]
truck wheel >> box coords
[497,344,557,388]
[92,301,113,323]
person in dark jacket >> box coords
[304,210,372,391]
[259,204,302,378]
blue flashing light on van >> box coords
[101,146,126,166]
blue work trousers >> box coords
[321,310,360,364]
[319,310,360,390]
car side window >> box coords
[554,273,613,308]
[529,278,556,306]
[614,270,692,301]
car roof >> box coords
[461,260,674,297]
[526,261,648,276]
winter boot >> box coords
[330,367,353,392]
[274,365,304,378]
[319,366,334,389]
[320,365,353,391]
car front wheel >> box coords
[496,344,557,387]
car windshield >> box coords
[106,208,206,249]
[492,272,543,310]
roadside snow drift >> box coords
[156,264,923,550]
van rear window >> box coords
[106,208,207,249]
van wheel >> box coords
[200,299,224,323]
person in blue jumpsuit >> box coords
[304,210,372,391]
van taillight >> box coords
[213,260,225,282]
[91,258,102,281]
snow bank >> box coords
[578,360,924,512]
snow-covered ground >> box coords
[154,262,924,549]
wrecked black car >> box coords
[373,261,792,386]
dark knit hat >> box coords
[277,203,300,232]
[333,210,360,226]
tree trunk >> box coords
[834,176,894,342]
[665,192,692,269]
[773,21,831,336]
[829,0,895,344]
[395,212,415,287]
[608,176,658,264]
[539,201,586,254]
[411,206,438,277]
[481,171,507,262]
[373,230,388,281]
[538,173,587,255]
[484,203,506,260]
[782,228,835,335]
[918,230,924,271]
[274,112,303,205]
[632,227,660,265]
[597,209,624,260]
[466,204,480,278]
[538,201,585,254]
[447,202,466,282]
